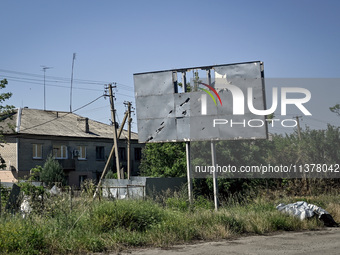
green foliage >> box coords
[28,166,42,181]
[0,183,10,209]
[330,104,340,116]
[0,193,336,254]
[18,182,44,198]
[0,217,46,254]
[0,79,14,116]
[141,125,340,197]
[91,200,166,232]
[105,170,116,179]
[0,79,14,170]
[166,197,188,211]
[40,154,66,187]
[140,142,186,177]
[80,179,96,197]
[193,195,214,210]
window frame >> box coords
[53,145,68,159]
[77,145,87,160]
[32,144,43,159]
[119,147,126,161]
[96,146,105,161]
[134,147,142,161]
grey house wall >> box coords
[0,137,18,170]
[1,135,143,187]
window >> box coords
[134,147,142,161]
[32,144,42,159]
[53,145,68,159]
[79,175,87,186]
[96,146,105,160]
[77,146,86,160]
[119,147,126,161]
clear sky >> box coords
[1,0,339,134]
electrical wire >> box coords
[19,95,105,132]
[0,68,134,91]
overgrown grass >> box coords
[0,192,339,254]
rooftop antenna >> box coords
[70,53,76,112]
[41,66,52,111]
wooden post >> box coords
[93,109,129,200]
[127,102,132,180]
[108,84,121,179]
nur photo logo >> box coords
[198,82,222,115]
[197,77,312,129]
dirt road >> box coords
[122,228,340,255]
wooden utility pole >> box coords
[108,84,121,179]
[93,110,129,200]
[126,102,132,180]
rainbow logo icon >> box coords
[198,82,222,115]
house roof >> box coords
[1,108,138,140]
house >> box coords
[0,108,144,187]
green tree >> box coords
[0,79,14,169]
[140,143,186,177]
[329,104,340,116]
[0,79,14,115]
[29,165,43,181]
[40,154,66,187]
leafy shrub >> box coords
[105,170,116,179]
[18,182,44,198]
[166,197,188,211]
[40,154,66,187]
[28,166,42,181]
[194,196,214,210]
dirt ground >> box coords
[118,228,340,255]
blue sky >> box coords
[1,0,339,134]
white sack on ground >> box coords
[276,201,338,227]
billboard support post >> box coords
[186,142,193,204]
[211,141,219,211]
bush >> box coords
[0,218,46,254]
[40,154,66,187]
[91,200,166,232]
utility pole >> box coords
[125,101,132,180]
[93,111,129,200]
[108,84,122,179]
[41,66,52,111]
[294,116,302,140]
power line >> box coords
[0,75,136,98]
[19,95,105,132]
[2,76,103,91]
[0,68,134,91]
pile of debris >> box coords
[276,201,339,227]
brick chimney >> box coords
[77,117,89,133]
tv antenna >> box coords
[70,53,76,112]
[41,66,53,111]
